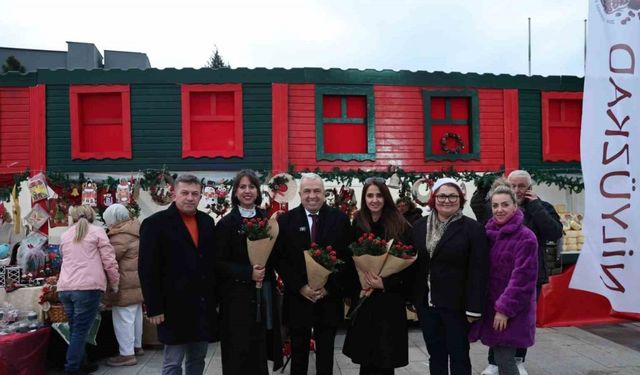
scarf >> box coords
[425,209,464,257]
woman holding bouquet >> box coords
[214,169,282,374]
[410,178,489,375]
[343,177,413,375]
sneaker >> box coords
[516,358,528,375]
[134,347,144,356]
[481,364,499,375]
[106,355,137,367]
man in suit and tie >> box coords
[276,173,352,375]
[139,174,218,375]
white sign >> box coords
[570,0,640,313]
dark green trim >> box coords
[1,68,584,91]
[315,85,375,161]
[0,72,37,86]
[423,90,480,161]
[323,118,366,124]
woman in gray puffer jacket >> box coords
[103,204,144,367]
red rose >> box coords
[330,255,337,262]
[314,250,321,257]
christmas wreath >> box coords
[440,132,465,154]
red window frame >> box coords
[181,84,243,158]
[69,85,132,160]
[541,91,582,162]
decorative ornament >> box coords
[324,188,338,207]
[70,187,80,197]
[102,192,114,207]
[24,205,50,230]
[81,180,98,207]
[203,181,217,208]
[388,173,401,189]
[48,199,68,228]
[150,171,174,206]
[6,266,22,286]
[116,177,132,205]
[132,178,141,201]
[28,173,50,202]
[209,182,230,218]
[336,185,358,219]
[440,132,465,154]
[411,177,434,207]
[267,173,297,204]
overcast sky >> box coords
[0,0,588,76]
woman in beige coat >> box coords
[102,204,144,367]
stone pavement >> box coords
[47,323,640,375]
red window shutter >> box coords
[322,95,367,154]
[69,85,132,160]
[181,84,243,158]
[541,92,582,162]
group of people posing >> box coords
[56,169,562,375]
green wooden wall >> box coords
[518,89,581,171]
[46,83,272,172]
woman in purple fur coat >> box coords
[469,182,538,375]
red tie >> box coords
[309,214,318,243]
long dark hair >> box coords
[231,169,262,207]
[356,179,409,240]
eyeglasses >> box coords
[364,177,385,184]
[435,194,459,203]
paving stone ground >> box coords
[46,322,640,375]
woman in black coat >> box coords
[410,178,489,375]
[343,177,413,375]
[214,170,283,375]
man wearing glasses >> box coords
[473,170,562,375]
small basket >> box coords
[47,304,68,323]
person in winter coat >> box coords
[214,169,283,374]
[343,177,412,375]
[102,204,144,367]
[57,205,119,375]
[472,170,562,375]
[410,178,489,375]
[396,196,423,224]
[469,181,538,375]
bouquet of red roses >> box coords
[350,233,391,291]
[303,243,343,289]
[239,217,279,322]
[379,241,416,278]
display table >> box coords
[536,265,628,327]
[0,286,44,322]
[0,327,50,375]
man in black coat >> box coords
[472,170,563,375]
[139,174,218,375]
[275,173,353,375]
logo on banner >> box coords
[599,0,640,24]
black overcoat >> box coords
[138,203,218,344]
[342,219,412,369]
[214,207,283,373]
[410,215,489,315]
[275,204,354,328]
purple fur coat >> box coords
[469,209,538,348]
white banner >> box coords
[570,1,640,313]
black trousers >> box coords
[417,304,471,375]
[290,325,337,375]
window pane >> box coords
[450,97,469,120]
[323,95,342,117]
[430,97,446,120]
[346,96,366,118]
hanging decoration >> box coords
[48,199,69,228]
[335,186,358,219]
[440,132,465,154]
[204,180,231,218]
[116,177,132,205]
[268,173,297,204]
[81,180,98,207]
[411,177,434,207]
[28,173,50,202]
[148,170,174,206]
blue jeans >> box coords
[162,341,209,375]
[58,290,102,373]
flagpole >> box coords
[528,17,532,76]
[584,18,587,75]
